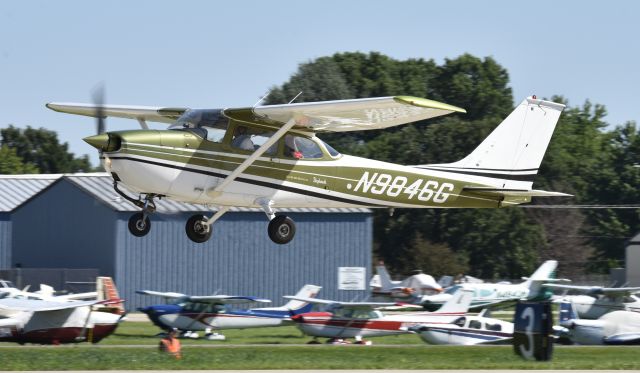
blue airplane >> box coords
[137,284,321,339]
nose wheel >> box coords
[268,215,296,244]
[185,214,213,243]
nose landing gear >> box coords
[127,194,157,237]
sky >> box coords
[1,1,639,166]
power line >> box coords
[519,204,640,209]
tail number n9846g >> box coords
[352,172,454,203]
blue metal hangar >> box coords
[0,173,373,310]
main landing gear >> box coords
[182,201,297,245]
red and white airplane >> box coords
[0,277,124,344]
[287,289,473,344]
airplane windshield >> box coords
[319,139,340,157]
[171,109,229,143]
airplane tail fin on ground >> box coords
[523,260,558,300]
[96,277,125,315]
[376,265,398,292]
[252,285,322,316]
[433,289,473,314]
[420,97,565,192]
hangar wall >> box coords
[11,179,117,275]
[115,212,372,309]
[0,215,10,269]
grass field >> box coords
[1,320,639,370]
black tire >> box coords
[268,215,296,244]
[185,214,212,243]
[128,212,151,237]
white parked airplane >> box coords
[287,289,473,344]
[0,278,124,344]
[545,283,640,319]
[408,309,513,345]
[556,301,640,345]
[420,260,566,310]
[137,284,321,339]
[370,263,443,299]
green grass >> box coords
[2,345,640,370]
[1,320,640,370]
[100,322,420,345]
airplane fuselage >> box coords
[564,295,640,319]
[421,283,530,311]
[100,129,523,210]
[139,304,291,331]
[0,307,120,344]
[414,316,513,345]
[291,311,463,339]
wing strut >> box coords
[209,118,296,197]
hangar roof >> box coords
[0,173,371,213]
[0,174,61,212]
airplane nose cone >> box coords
[83,133,109,150]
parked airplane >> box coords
[370,263,443,299]
[137,284,321,339]
[47,95,567,244]
[545,283,640,319]
[555,301,640,345]
[420,260,566,311]
[407,309,513,345]
[288,289,473,344]
[0,278,124,344]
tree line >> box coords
[264,52,640,279]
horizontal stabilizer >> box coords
[462,187,572,198]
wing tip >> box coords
[394,96,467,114]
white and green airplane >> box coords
[47,95,568,244]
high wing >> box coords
[188,295,271,305]
[136,290,188,300]
[136,290,270,304]
[0,298,99,312]
[46,103,186,124]
[243,96,466,132]
[283,295,396,309]
[543,284,640,297]
[47,96,465,133]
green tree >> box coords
[1,125,93,173]
[0,145,38,174]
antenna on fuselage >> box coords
[288,91,303,104]
[253,90,272,108]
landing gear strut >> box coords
[125,192,156,237]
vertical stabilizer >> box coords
[97,277,125,315]
[424,97,565,190]
[433,289,473,314]
[376,264,400,292]
[523,260,558,299]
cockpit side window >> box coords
[284,135,323,159]
[231,125,277,155]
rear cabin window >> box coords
[468,320,483,329]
